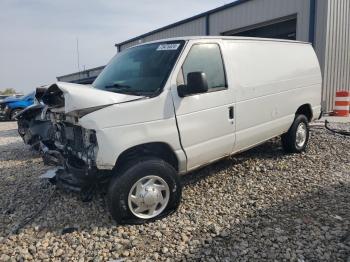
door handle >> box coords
[229,106,234,119]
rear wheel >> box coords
[281,114,309,153]
[107,157,182,224]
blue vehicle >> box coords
[0,92,35,120]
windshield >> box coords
[92,41,185,96]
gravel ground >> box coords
[0,120,349,261]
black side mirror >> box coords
[178,72,209,97]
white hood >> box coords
[43,82,143,114]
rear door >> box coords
[170,40,235,171]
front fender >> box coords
[16,104,44,119]
[90,118,185,172]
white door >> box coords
[171,41,235,170]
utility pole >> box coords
[76,37,81,77]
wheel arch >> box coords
[295,104,313,122]
[114,142,179,172]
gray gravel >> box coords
[0,120,349,261]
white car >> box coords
[42,36,322,224]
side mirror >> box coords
[178,72,208,97]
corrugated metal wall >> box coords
[322,0,350,111]
[119,17,206,51]
[57,66,105,83]
[314,0,328,75]
[119,0,310,50]
[143,17,206,42]
[209,0,310,41]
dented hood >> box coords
[42,82,143,114]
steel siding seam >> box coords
[341,0,346,89]
[324,0,331,111]
[345,0,348,91]
[345,0,350,92]
[336,0,342,92]
[205,14,210,35]
[329,1,336,110]
[308,0,317,45]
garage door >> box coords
[223,16,297,41]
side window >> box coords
[182,43,226,90]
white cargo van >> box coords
[42,36,322,224]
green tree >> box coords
[0,88,17,95]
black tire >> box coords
[10,109,22,120]
[107,157,182,224]
[281,114,309,153]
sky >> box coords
[0,0,230,94]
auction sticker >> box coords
[157,44,180,51]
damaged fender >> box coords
[42,82,143,114]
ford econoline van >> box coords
[42,36,322,224]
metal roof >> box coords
[57,65,105,79]
[115,0,253,48]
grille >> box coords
[57,123,84,152]
[71,126,84,151]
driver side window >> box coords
[179,43,227,91]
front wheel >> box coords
[281,114,309,153]
[107,157,182,224]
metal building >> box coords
[115,0,350,112]
[57,66,105,84]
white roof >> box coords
[127,36,310,50]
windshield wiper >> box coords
[103,83,151,96]
[104,83,132,89]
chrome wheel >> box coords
[128,175,170,219]
[296,122,307,148]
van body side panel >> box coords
[79,38,322,173]
[224,40,322,152]
[79,89,186,171]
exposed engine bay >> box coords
[15,84,106,199]
[41,83,100,169]
[43,111,107,199]
[20,82,144,200]
[49,112,98,166]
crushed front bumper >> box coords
[41,155,111,199]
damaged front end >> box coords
[17,87,56,151]
[40,82,144,198]
[47,114,107,195]
[40,83,118,197]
